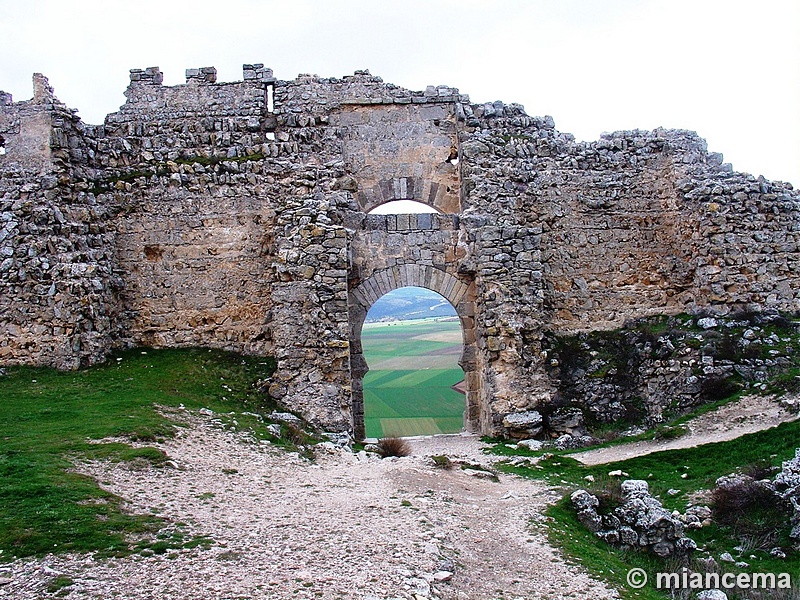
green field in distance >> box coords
[362,318,465,438]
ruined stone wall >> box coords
[458,101,800,433]
[0,75,121,368]
[98,66,278,354]
[673,155,800,311]
[1,66,799,438]
[461,108,799,331]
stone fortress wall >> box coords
[1,65,798,437]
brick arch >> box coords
[348,265,481,440]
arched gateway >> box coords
[348,264,480,440]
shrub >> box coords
[700,375,741,402]
[712,475,773,525]
[376,437,411,458]
[741,459,778,481]
[431,454,453,469]
[711,474,789,547]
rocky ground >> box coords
[2,393,796,599]
[0,409,618,600]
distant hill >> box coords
[366,286,457,323]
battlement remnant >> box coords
[185,67,217,83]
[243,63,275,82]
[129,66,163,85]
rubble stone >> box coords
[1,66,799,438]
[572,479,696,557]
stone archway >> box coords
[348,264,480,440]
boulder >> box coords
[517,439,545,451]
[553,434,595,450]
[502,410,543,438]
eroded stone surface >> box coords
[1,67,799,436]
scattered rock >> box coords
[268,411,303,426]
[436,558,455,573]
[553,434,595,451]
[432,571,453,582]
[770,547,787,559]
[516,439,545,451]
[462,468,498,481]
[697,317,719,330]
[321,431,352,447]
[572,479,695,557]
[719,552,735,563]
[696,590,728,600]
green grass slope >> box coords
[0,347,276,560]
[492,418,800,599]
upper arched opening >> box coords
[354,175,461,215]
[368,200,440,215]
[366,286,458,323]
[350,265,470,316]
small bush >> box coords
[711,475,789,547]
[431,454,454,469]
[741,459,778,481]
[712,477,775,525]
[376,437,411,458]
[283,423,312,446]
[700,375,741,402]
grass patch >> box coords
[493,419,800,597]
[0,347,276,561]
[46,575,74,595]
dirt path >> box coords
[1,411,618,600]
[571,394,799,466]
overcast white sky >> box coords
[2,0,798,184]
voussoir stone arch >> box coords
[349,264,469,313]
